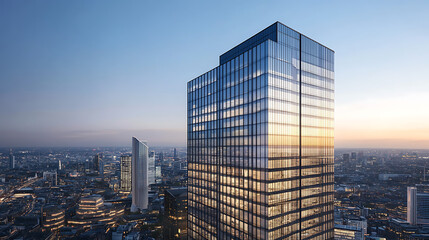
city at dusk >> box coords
[1,1,429,239]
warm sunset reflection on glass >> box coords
[187,22,334,239]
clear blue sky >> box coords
[1,0,429,148]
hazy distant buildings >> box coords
[351,152,357,161]
[156,166,162,184]
[120,155,132,193]
[148,151,156,186]
[84,159,91,173]
[379,174,411,181]
[93,153,103,176]
[343,153,350,163]
[9,150,15,169]
[131,137,149,212]
[408,187,418,225]
[43,171,57,186]
[93,154,100,171]
[187,22,335,239]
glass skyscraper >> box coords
[148,151,156,185]
[9,151,15,169]
[131,137,150,212]
[187,22,334,239]
[120,155,132,193]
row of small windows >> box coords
[188,67,332,111]
[188,108,333,128]
[220,43,267,78]
[188,101,334,124]
[302,61,334,80]
[188,35,333,95]
[302,52,334,72]
[188,147,333,158]
[189,124,331,141]
[189,118,333,135]
[188,41,269,94]
[189,83,333,119]
[190,98,267,122]
[189,99,333,126]
[188,68,218,93]
[188,148,333,162]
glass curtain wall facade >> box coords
[187,22,334,240]
[132,137,149,211]
[148,151,156,186]
[120,155,132,193]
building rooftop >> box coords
[166,187,187,198]
[219,21,333,65]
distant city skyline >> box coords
[1,1,429,148]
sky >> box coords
[1,0,429,148]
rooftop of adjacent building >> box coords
[334,224,361,232]
[166,187,187,199]
[80,195,103,202]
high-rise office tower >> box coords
[9,149,15,169]
[148,151,156,186]
[99,160,104,178]
[187,22,334,239]
[131,137,149,212]
[93,154,101,172]
[351,152,357,161]
[164,187,188,239]
[84,159,91,173]
[343,154,350,164]
[408,186,417,225]
[120,155,132,193]
[156,166,162,184]
[174,148,178,160]
[407,186,429,225]
[43,171,58,186]
[417,192,429,223]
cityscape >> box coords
[1,1,429,240]
[3,146,429,239]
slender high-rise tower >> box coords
[148,151,156,186]
[93,153,104,177]
[9,149,15,169]
[408,186,418,225]
[131,137,149,212]
[187,22,334,239]
[120,155,132,193]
